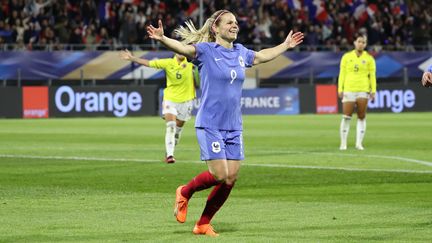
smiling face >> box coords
[213,12,239,43]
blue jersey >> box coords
[193,42,255,130]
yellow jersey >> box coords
[338,50,376,93]
[149,56,196,103]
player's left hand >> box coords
[285,30,304,48]
[422,71,432,87]
[119,49,133,61]
[147,19,165,41]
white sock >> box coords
[340,115,351,147]
[175,126,183,145]
[165,121,176,157]
[356,119,366,146]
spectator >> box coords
[68,26,83,49]
[413,23,430,49]
[304,25,320,51]
[54,16,70,44]
[83,25,96,50]
[80,0,96,25]
[119,12,137,45]
[0,21,13,44]
[24,0,53,17]
[96,27,112,50]
[23,21,38,44]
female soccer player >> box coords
[338,33,376,150]
[119,50,196,163]
[146,10,304,236]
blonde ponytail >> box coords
[174,19,214,44]
[174,10,231,44]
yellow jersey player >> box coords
[120,50,196,163]
[338,33,376,151]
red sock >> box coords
[197,182,234,225]
[181,171,219,199]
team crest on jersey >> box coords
[238,56,245,67]
[181,63,187,68]
[211,142,221,153]
[362,60,366,64]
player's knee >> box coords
[212,172,228,183]
[224,171,239,185]
[166,121,176,133]
[209,168,228,182]
[358,114,366,120]
[225,177,237,185]
[343,115,352,121]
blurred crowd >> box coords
[0,0,431,51]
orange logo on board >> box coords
[23,86,49,118]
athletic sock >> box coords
[165,121,176,157]
[340,115,351,147]
[181,171,219,199]
[175,126,183,145]
[356,118,366,146]
[197,182,234,225]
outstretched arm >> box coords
[119,49,150,66]
[147,20,196,59]
[253,30,304,65]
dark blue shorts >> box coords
[196,128,244,161]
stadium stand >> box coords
[0,0,431,51]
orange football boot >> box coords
[193,223,219,237]
[174,185,188,223]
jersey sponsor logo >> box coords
[238,56,245,67]
[211,141,221,153]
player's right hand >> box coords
[147,19,165,41]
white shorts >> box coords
[162,99,194,121]
[342,92,369,103]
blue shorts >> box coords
[196,128,244,161]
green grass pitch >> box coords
[0,113,431,242]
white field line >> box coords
[249,149,432,167]
[3,146,432,167]
[1,154,432,174]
